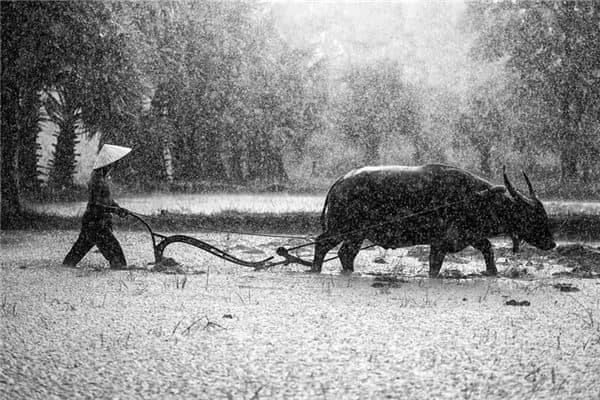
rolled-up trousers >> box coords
[63,222,126,268]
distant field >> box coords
[27,193,325,217]
[543,200,600,215]
[26,193,600,217]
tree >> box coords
[339,61,421,164]
[48,2,143,186]
[241,45,327,183]
[416,86,462,165]
[127,1,261,183]
[455,76,513,176]
[124,0,326,186]
[43,90,82,190]
[1,1,142,226]
[466,1,600,181]
[1,1,50,225]
[17,90,43,194]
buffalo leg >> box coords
[312,234,341,273]
[338,237,363,273]
[511,235,520,253]
[429,245,447,278]
[472,238,497,275]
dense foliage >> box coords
[1,1,140,224]
[2,1,599,226]
[338,61,421,165]
[465,0,600,182]
[100,1,329,188]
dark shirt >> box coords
[82,171,119,228]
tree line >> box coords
[2,0,599,226]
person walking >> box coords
[63,144,131,269]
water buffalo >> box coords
[312,164,555,277]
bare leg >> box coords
[472,238,497,275]
[312,233,341,273]
[338,237,363,273]
[429,245,447,278]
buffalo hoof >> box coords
[429,272,442,279]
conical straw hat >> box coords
[93,144,132,170]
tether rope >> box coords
[115,207,312,240]
[194,227,313,240]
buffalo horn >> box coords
[522,171,537,199]
[503,166,530,205]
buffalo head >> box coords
[503,167,555,251]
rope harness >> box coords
[195,227,311,241]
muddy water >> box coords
[2,229,598,280]
[167,232,599,279]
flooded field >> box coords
[2,230,599,399]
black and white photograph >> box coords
[1,0,599,398]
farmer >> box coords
[62,144,131,269]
